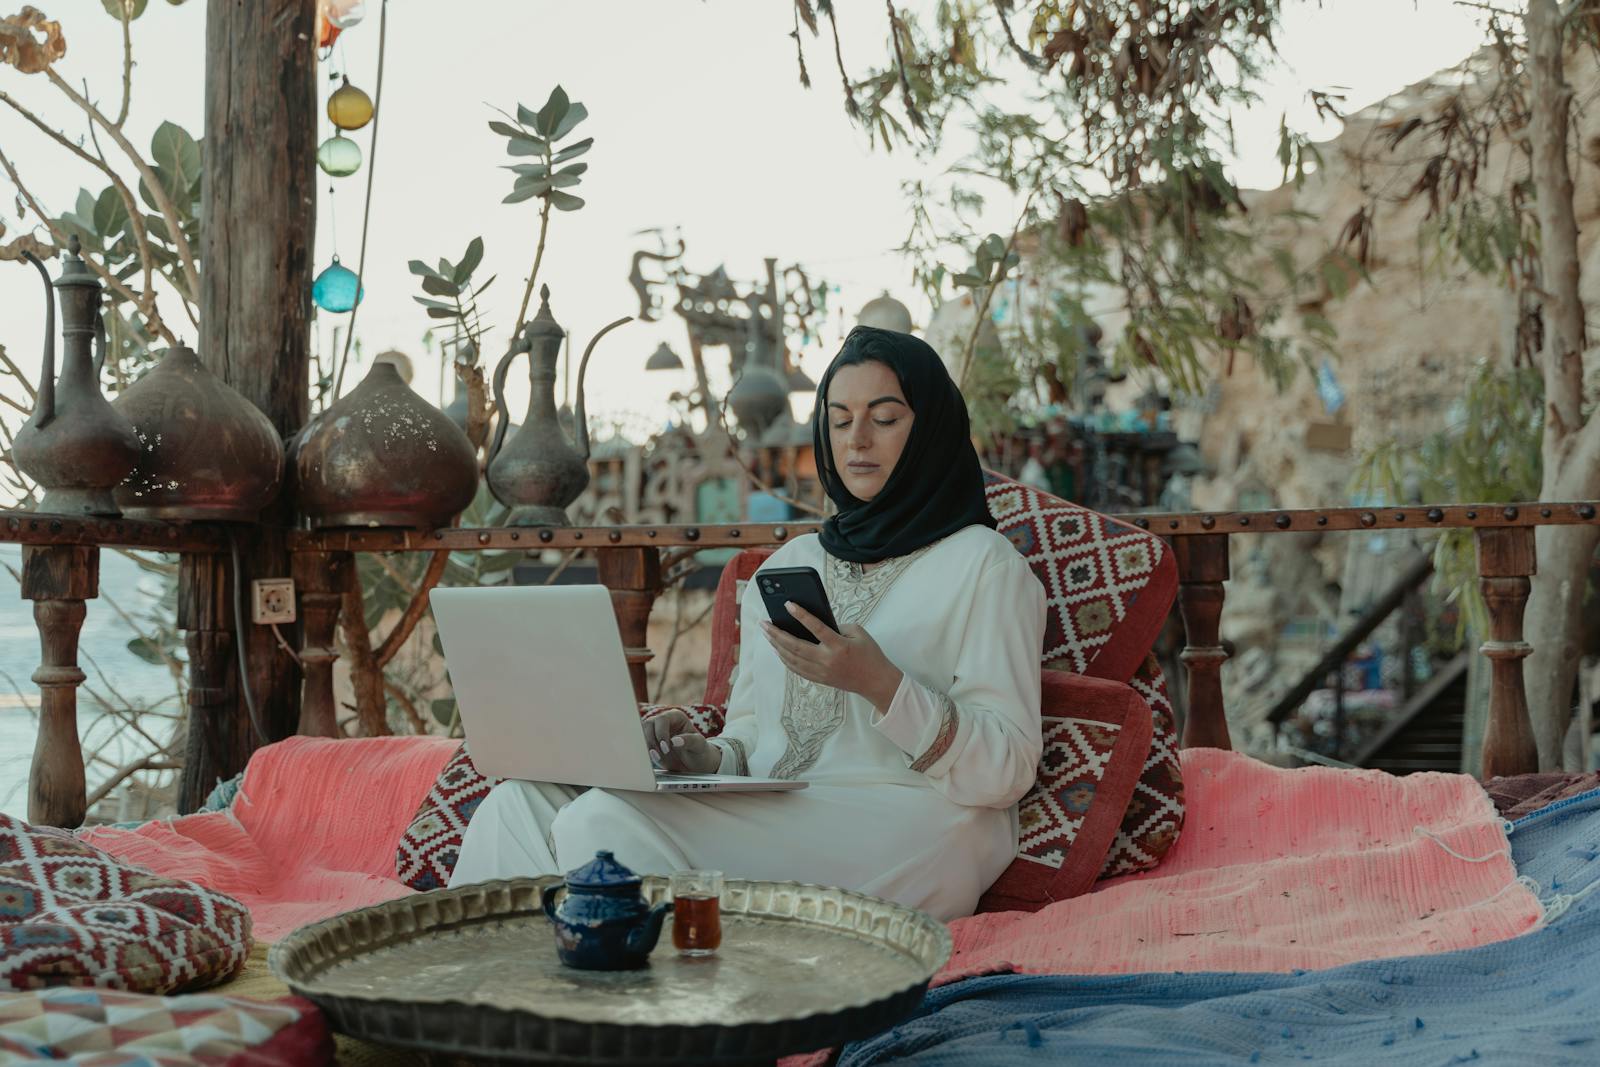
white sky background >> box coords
[0,0,1489,443]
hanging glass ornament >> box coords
[316,11,341,49]
[327,76,374,131]
[312,256,363,313]
[316,134,362,177]
[326,0,366,29]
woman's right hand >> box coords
[641,708,721,774]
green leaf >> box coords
[503,163,549,178]
[506,136,548,157]
[550,138,593,164]
[515,176,554,197]
[93,186,128,239]
[549,171,583,189]
[502,183,541,204]
[408,258,446,280]
[420,273,460,297]
[74,189,97,224]
[555,162,589,179]
[455,236,484,282]
[515,102,542,127]
[150,121,201,200]
[430,698,456,726]
[425,306,457,320]
[126,635,164,664]
[412,296,457,312]
[472,273,497,297]
[102,0,148,19]
[548,191,585,212]
[535,86,570,137]
[549,101,588,141]
[488,120,523,139]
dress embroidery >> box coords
[716,737,750,777]
[909,694,960,773]
[769,546,932,780]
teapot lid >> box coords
[564,850,642,889]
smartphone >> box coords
[755,566,840,644]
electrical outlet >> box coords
[251,578,296,625]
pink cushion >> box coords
[0,814,251,994]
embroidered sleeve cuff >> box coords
[873,673,960,774]
[708,736,749,776]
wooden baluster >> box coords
[294,549,349,737]
[177,552,237,813]
[595,546,663,702]
[1476,527,1539,777]
[22,545,97,827]
[1171,534,1232,750]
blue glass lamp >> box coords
[312,256,363,313]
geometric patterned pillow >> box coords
[979,669,1157,912]
[394,744,499,892]
[0,814,252,994]
[1100,654,1186,879]
[0,987,333,1066]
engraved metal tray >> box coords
[268,876,951,1065]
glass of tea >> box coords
[670,869,723,957]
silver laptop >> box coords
[429,584,805,793]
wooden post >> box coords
[199,0,317,778]
[595,547,663,702]
[1171,534,1232,750]
[177,553,238,813]
[294,550,349,737]
[22,545,96,827]
[1476,527,1539,778]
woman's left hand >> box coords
[761,602,903,712]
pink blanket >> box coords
[937,748,1543,982]
[82,735,456,943]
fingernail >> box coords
[672,736,685,747]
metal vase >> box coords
[12,238,140,517]
[112,344,285,521]
[296,361,479,529]
[486,286,630,527]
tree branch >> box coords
[375,549,448,667]
[44,69,199,302]
[0,89,160,331]
[115,4,132,128]
[0,143,176,345]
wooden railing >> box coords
[10,500,1598,827]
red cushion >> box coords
[0,814,252,994]
[394,744,500,891]
[978,671,1154,911]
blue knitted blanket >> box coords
[841,789,1600,1066]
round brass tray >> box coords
[268,876,951,1065]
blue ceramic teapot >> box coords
[541,851,670,970]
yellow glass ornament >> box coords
[327,76,373,131]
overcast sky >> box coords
[0,1,1488,437]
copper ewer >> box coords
[11,237,140,517]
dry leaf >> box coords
[0,6,66,74]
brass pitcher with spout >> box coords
[13,236,140,517]
[486,286,630,526]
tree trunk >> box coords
[1524,0,1600,768]
[192,0,317,796]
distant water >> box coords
[0,544,181,820]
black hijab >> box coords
[813,326,995,564]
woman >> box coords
[449,327,1046,921]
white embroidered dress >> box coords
[448,525,1046,921]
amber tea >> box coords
[670,869,724,957]
[672,894,722,954]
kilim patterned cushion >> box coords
[980,470,1176,683]
[0,986,332,1066]
[394,744,500,891]
[395,706,728,890]
[1100,654,1186,879]
[0,815,251,994]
